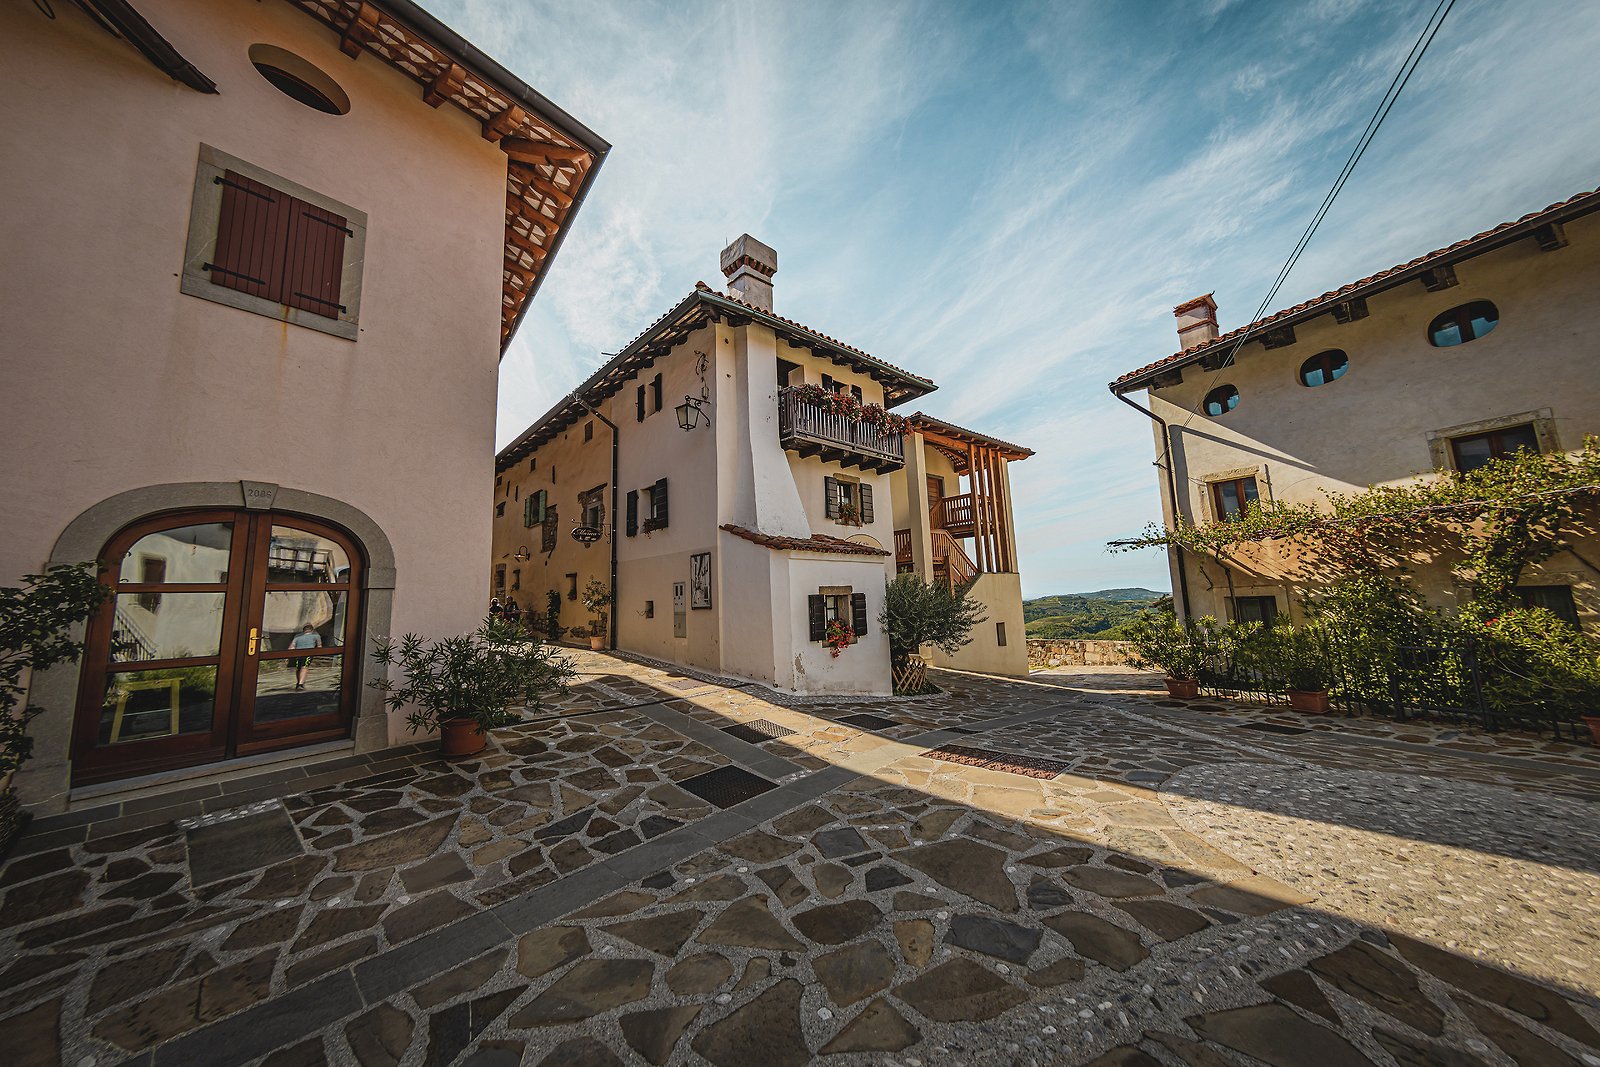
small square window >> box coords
[1232,596,1278,626]
[996,622,1007,647]
[567,573,578,600]
[495,502,505,517]
[645,600,655,619]
[1210,477,1259,522]
[1517,585,1579,627]
[584,421,594,442]
[1450,424,1538,473]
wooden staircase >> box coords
[931,529,978,592]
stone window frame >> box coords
[1426,409,1556,472]
[1197,464,1269,525]
[180,144,368,341]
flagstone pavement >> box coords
[4,652,1599,1067]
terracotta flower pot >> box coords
[1165,677,1199,699]
[439,717,487,757]
[588,635,605,651]
[1582,715,1600,745]
[1288,689,1331,714]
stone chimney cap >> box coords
[1172,293,1216,316]
[720,234,777,280]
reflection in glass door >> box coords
[74,510,364,784]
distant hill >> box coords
[1023,587,1169,640]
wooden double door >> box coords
[73,509,364,785]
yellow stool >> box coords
[109,677,182,743]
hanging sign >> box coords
[571,525,602,544]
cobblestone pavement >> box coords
[4,653,1599,1067]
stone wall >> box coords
[1027,639,1132,668]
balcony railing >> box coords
[777,387,905,471]
[932,493,978,535]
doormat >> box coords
[187,803,304,886]
[721,719,793,744]
[1237,722,1311,735]
[921,743,1072,780]
[838,713,901,731]
[678,766,777,809]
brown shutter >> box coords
[651,373,663,412]
[209,170,289,301]
[653,478,668,529]
[808,595,826,641]
[626,490,639,537]
[637,385,646,422]
[851,592,868,636]
[859,483,874,524]
[824,477,840,519]
[284,198,349,319]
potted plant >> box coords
[1274,623,1333,714]
[1125,612,1207,698]
[880,574,987,694]
[580,578,612,651]
[837,498,862,526]
[0,564,110,857]
[370,619,575,757]
[824,617,855,657]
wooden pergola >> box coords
[911,415,1033,575]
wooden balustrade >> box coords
[777,388,905,471]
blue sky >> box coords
[446,0,1599,598]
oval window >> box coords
[1299,349,1348,387]
[249,44,350,115]
[1202,384,1239,417]
[1428,300,1498,347]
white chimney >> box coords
[1174,293,1219,350]
[720,234,777,311]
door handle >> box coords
[248,627,258,655]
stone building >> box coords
[1,0,605,809]
[492,237,1032,693]
[1110,187,1600,626]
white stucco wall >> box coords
[3,1,508,755]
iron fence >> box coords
[1196,627,1591,741]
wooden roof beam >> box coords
[340,3,380,57]
[483,105,528,143]
[423,62,466,107]
[509,168,575,209]
[505,228,549,260]
[501,138,589,167]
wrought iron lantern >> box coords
[676,395,709,431]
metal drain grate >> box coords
[1238,722,1311,735]
[721,719,793,744]
[838,712,902,730]
[678,765,777,808]
[922,743,1071,780]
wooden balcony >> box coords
[931,493,978,537]
[778,387,905,472]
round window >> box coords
[1299,349,1349,387]
[249,44,350,116]
[1202,384,1239,417]
[1428,300,1498,347]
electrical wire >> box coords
[1174,0,1458,439]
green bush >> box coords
[1475,608,1600,720]
[1,564,110,780]
[1123,613,1212,680]
[370,618,576,736]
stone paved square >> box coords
[3,653,1599,1066]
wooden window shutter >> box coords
[284,199,349,319]
[653,478,669,529]
[209,170,289,302]
[824,476,841,519]
[808,595,826,642]
[651,373,663,413]
[523,494,535,528]
[537,490,547,523]
[822,374,835,392]
[859,483,875,524]
[851,592,869,636]
[851,385,863,402]
[637,385,646,422]
[626,490,639,537]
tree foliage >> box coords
[1,564,111,779]
[879,574,987,664]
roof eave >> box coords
[1109,187,1600,395]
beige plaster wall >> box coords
[1141,216,1600,621]
[929,571,1029,676]
[3,1,507,752]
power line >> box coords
[1174,0,1458,433]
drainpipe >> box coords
[572,392,619,650]
[1113,389,1192,621]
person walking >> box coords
[290,625,320,690]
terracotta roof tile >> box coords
[1111,185,1600,392]
[720,524,890,557]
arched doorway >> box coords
[72,508,365,785]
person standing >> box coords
[290,625,320,690]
